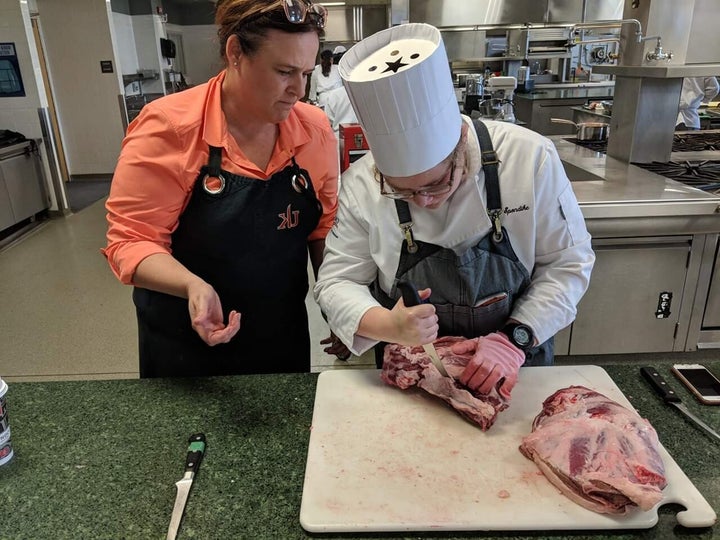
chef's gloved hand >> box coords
[187,280,241,346]
[451,332,525,399]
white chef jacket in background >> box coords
[314,115,595,355]
[308,64,342,109]
[677,76,720,129]
[323,86,358,138]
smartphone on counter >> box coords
[671,364,720,405]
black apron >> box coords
[372,120,553,367]
[133,146,322,377]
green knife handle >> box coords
[641,367,681,403]
[185,433,205,474]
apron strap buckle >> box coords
[400,221,418,253]
[291,173,309,193]
[202,173,226,195]
[489,209,504,243]
[481,149,500,166]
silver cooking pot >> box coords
[551,118,610,141]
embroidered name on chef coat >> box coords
[503,204,529,215]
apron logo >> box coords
[277,204,300,230]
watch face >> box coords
[513,326,532,347]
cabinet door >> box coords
[0,167,15,231]
[1,151,48,222]
[569,239,690,355]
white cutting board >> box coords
[300,365,716,533]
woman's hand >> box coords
[187,280,241,346]
[390,287,438,346]
[356,288,437,347]
[452,332,525,399]
[320,332,351,360]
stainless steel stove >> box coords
[566,132,720,193]
[673,131,720,152]
[636,160,720,192]
[563,137,607,153]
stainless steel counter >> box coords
[550,136,720,355]
[570,106,612,124]
[515,87,614,102]
[514,89,615,135]
[552,136,720,226]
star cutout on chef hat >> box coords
[383,57,408,74]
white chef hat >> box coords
[338,23,461,177]
[333,45,347,55]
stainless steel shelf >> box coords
[593,63,720,78]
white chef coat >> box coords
[677,76,720,129]
[323,86,358,137]
[314,115,595,355]
[308,64,342,108]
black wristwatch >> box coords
[500,323,535,352]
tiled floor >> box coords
[0,198,373,383]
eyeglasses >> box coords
[379,153,459,200]
[261,0,327,29]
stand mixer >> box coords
[484,76,517,123]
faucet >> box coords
[644,36,673,62]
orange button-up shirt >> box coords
[103,71,339,284]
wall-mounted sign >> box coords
[0,42,26,98]
[100,60,114,73]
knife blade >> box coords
[396,280,451,378]
[640,367,720,443]
[167,433,206,540]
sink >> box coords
[562,161,605,182]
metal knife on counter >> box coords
[397,280,451,379]
[167,433,206,540]
[640,367,720,443]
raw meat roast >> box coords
[519,386,667,514]
[381,336,508,431]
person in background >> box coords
[317,43,357,136]
[308,49,341,108]
[323,85,358,139]
[676,76,720,130]
[332,44,346,64]
[321,44,356,138]
[103,0,339,378]
[314,23,595,399]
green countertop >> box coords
[1,363,718,540]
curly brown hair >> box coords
[215,0,324,61]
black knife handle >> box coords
[641,367,681,403]
[184,433,206,474]
[397,280,422,307]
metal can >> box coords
[0,377,14,466]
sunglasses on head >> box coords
[260,0,327,29]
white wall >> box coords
[0,0,62,211]
[131,14,164,94]
[178,24,223,86]
[111,11,139,75]
[0,2,41,126]
[36,0,125,176]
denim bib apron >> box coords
[372,120,553,367]
[133,146,322,377]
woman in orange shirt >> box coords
[103,0,339,377]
